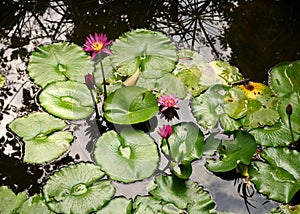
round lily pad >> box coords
[96,197,132,214]
[94,129,159,183]
[0,186,26,214]
[110,29,177,77]
[103,86,158,124]
[27,42,90,88]
[17,194,53,214]
[39,81,96,120]
[43,162,114,214]
[9,112,73,164]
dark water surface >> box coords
[1,0,300,213]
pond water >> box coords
[1,0,300,213]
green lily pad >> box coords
[9,112,73,164]
[94,129,159,183]
[17,194,53,214]
[0,186,26,214]
[156,73,187,99]
[147,175,216,212]
[191,84,241,131]
[206,131,257,172]
[103,86,158,124]
[269,60,300,97]
[249,147,300,203]
[133,196,184,214]
[43,162,114,214]
[236,82,280,128]
[96,197,132,214]
[161,122,204,163]
[39,81,96,120]
[278,91,300,134]
[110,29,177,77]
[250,121,299,147]
[269,204,300,214]
[28,42,90,88]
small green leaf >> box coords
[269,204,300,214]
[0,186,26,214]
[9,112,73,164]
[28,42,90,88]
[206,131,257,172]
[147,175,216,212]
[249,147,300,203]
[39,81,96,120]
[17,194,53,214]
[103,86,158,124]
[43,162,113,214]
[0,73,5,87]
[96,197,132,214]
[111,29,177,76]
[94,129,159,183]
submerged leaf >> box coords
[103,86,158,124]
[9,112,73,164]
[39,81,96,120]
[249,147,300,203]
[206,131,257,172]
[43,162,114,214]
[147,175,216,213]
[94,129,159,183]
[111,29,177,77]
[28,42,90,88]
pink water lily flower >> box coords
[158,94,180,112]
[85,73,95,90]
[83,32,113,59]
[159,125,173,139]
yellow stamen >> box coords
[92,42,103,51]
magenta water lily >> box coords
[83,32,113,59]
[85,73,95,90]
[158,94,180,112]
[159,125,173,139]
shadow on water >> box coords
[1,0,300,213]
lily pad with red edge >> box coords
[147,175,216,212]
[110,29,177,78]
[39,81,97,120]
[205,131,257,172]
[103,86,158,124]
[94,129,159,183]
[43,162,114,214]
[9,112,73,164]
[249,147,300,203]
[27,42,91,88]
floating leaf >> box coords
[17,194,53,214]
[103,86,158,124]
[96,197,132,214]
[269,204,300,214]
[28,42,90,88]
[161,122,204,163]
[0,186,26,214]
[111,29,177,77]
[191,84,241,131]
[249,147,300,203]
[94,129,159,183]
[250,121,299,147]
[269,60,300,97]
[278,91,300,134]
[43,162,114,214]
[9,112,73,164]
[206,131,257,172]
[156,73,187,98]
[147,175,216,213]
[39,81,96,120]
[133,196,184,214]
[0,73,5,87]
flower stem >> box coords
[89,89,101,122]
[99,57,107,99]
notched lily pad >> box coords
[111,29,177,77]
[28,42,90,88]
[9,112,73,164]
[206,131,257,172]
[249,147,300,203]
[103,86,158,124]
[39,80,96,120]
[43,162,114,214]
[94,129,159,183]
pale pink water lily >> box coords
[158,94,180,112]
[83,32,113,59]
[159,125,173,139]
